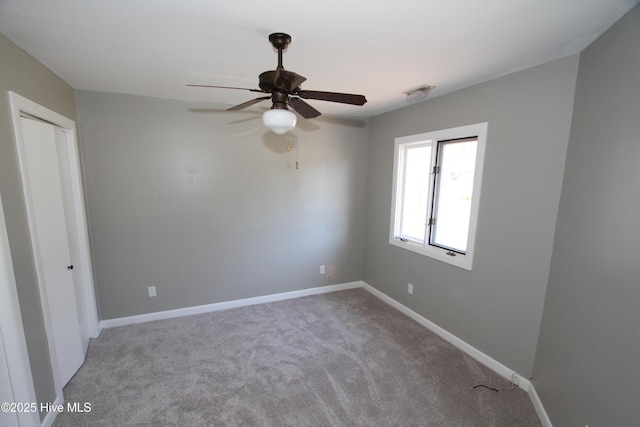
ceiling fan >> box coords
[188,32,367,134]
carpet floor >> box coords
[54,288,541,426]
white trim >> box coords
[40,394,64,427]
[360,281,551,426]
[362,282,517,382]
[0,194,40,427]
[526,382,553,427]
[101,282,362,328]
[61,125,101,339]
[389,122,488,271]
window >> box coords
[389,123,487,270]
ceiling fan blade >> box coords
[187,84,266,93]
[274,70,307,92]
[227,96,271,111]
[297,90,367,106]
[289,97,321,119]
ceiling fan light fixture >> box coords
[262,108,297,134]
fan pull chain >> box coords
[295,132,299,170]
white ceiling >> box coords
[1,0,637,118]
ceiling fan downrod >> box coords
[268,33,292,70]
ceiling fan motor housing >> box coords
[259,70,278,92]
[270,90,288,110]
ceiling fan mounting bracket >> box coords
[268,33,292,51]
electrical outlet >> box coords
[408,283,414,294]
[320,265,326,274]
[511,373,520,387]
[148,286,156,297]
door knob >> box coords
[67,265,74,270]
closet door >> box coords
[20,116,84,386]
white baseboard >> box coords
[525,381,553,427]
[100,281,362,329]
[361,282,519,384]
[360,281,552,427]
[40,393,64,427]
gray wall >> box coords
[75,91,368,320]
[363,56,579,377]
[0,33,76,416]
[533,5,640,425]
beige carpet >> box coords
[54,289,540,426]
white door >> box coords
[19,116,84,386]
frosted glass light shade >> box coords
[262,109,297,134]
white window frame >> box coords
[389,122,487,270]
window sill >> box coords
[389,237,474,271]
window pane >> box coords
[400,144,431,241]
[431,139,477,252]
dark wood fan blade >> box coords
[289,97,321,119]
[227,96,271,111]
[274,70,307,92]
[187,84,266,93]
[297,90,367,106]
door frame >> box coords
[7,92,100,394]
[0,193,39,427]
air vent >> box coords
[404,85,435,103]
